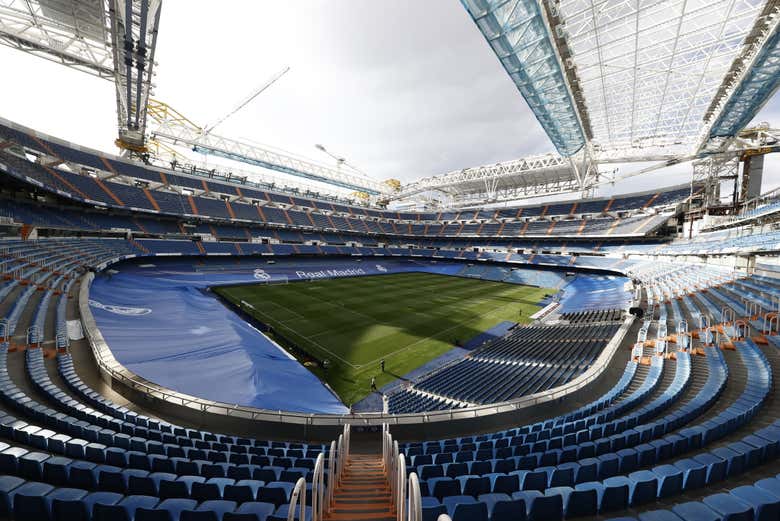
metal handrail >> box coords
[287,477,307,521]
[326,440,337,510]
[395,452,406,521]
[26,325,40,347]
[311,452,325,521]
[408,472,422,521]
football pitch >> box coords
[213,272,551,405]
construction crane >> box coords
[202,66,290,136]
[314,144,376,201]
[146,69,390,197]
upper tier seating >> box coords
[0,136,689,240]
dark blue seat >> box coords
[12,481,56,521]
[222,501,275,521]
[673,459,706,490]
[0,474,24,516]
[421,496,445,521]
[557,486,597,517]
[702,493,753,521]
[600,476,631,512]
[224,480,264,503]
[755,476,780,498]
[477,493,524,521]
[671,500,718,520]
[451,501,488,521]
[638,509,684,521]
[136,498,198,521]
[457,475,490,497]
[257,482,293,507]
[94,495,159,521]
[52,491,123,521]
[181,500,237,521]
[652,465,683,498]
[729,485,780,521]
[442,495,475,516]
[191,478,235,502]
[428,478,460,500]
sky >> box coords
[0,0,778,199]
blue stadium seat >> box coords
[729,485,780,521]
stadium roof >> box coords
[2,1,779,206]
[462,0,780,162]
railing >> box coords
[324,424,350,517]
[311,452,325,521]
[287,477,307,521]
[55,330,70,350]
[385,424,422,521]
[26,325,40,347]
[408,472,423,521]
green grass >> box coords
[213,272,551,405]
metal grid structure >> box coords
[460,0,589,157]
[462,0,779,163]
[394,153,597,206]
[0,0,161,152]
[147,100,391,197]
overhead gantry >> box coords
[0,0,161,153]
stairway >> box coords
[325,454,395,521]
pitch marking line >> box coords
[243,301,360,369]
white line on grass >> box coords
[244,302,360,369]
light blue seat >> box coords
[729,485,780,521]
